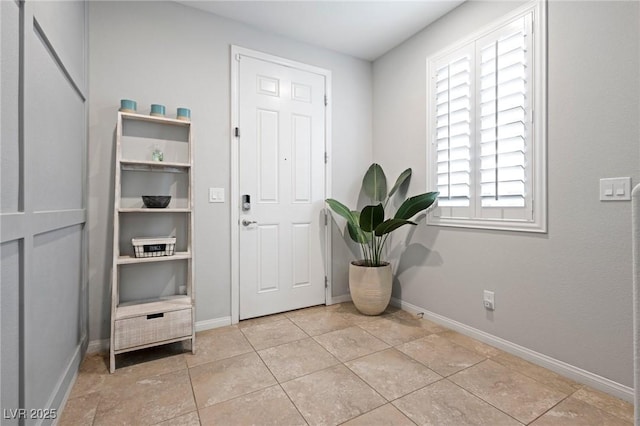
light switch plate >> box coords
[600,177,631,201]
[209,187,225,203]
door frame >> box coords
[230,46,333,324]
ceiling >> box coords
[177,1,465,61]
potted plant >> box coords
[326,163,438,315]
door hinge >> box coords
[235,53,241,61]
[324,210,328,226]
[235,127,240,137]
[324,276,328,288]
[324,95,328,106]
[324,152,328,164]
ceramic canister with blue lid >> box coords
[120,99,137,112]
[150,104,166,117]
[176,107,191,121]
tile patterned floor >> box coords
[60,303,634,425]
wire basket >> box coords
[132,236,176,258]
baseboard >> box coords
[46,339,85,426]
[87,338,109,354]
[329,293,352,304]
[390,297,634,403]
[195,316,232,332]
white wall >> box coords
[88,1,372,341]
[373,0,639,390]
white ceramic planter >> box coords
[349,261,392,315]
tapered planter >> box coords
[349,261,392,315]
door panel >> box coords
[292,223,311,287]
[258,224,279,293]
[239,55,326,320]
[292,114,312,202]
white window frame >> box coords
[427,1,547,233]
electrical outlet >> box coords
[483,290,495,310]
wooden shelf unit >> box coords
[118,208,192,213]
[119,110,191,126]
[117,252,191,265]
[109,111,195,373]
[120,159,191,173]
[116,295,192,320]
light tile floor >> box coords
[60,303,634,425]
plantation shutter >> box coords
[427,5,544,231]
[433,48,473,209]
[477,15,533,219]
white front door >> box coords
[238,53,327,320]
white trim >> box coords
[390,297,634,403]
[329,293,352,305]
[195,316,232,332]
[46,342,83,426]
[54,354,81,426]
[633,184,640,421]
[54,369,78,426]
[324,70,334,312]
[87,338,109,354]
[426,0,547,233]
[426,216,547,234]
[426,1,543,66]
[532,0,548,234]
[231,47,240,325]
[230,46,333,324]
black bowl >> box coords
[142,195,171,208]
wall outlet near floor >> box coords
[483,290,495,310]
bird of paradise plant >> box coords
[326,163,439,267]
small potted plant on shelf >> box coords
[326,163,438,315]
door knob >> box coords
[242,219,257,226]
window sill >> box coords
[427,216,547,233]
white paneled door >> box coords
[238,54,327,320]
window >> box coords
[427,1,546,232]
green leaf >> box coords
[362,163,387,202]
[388,168,412,198]
[351,210,361,225]
[326,199,364,243]
[374,219,417,236]
[347,221,369,243]
[326,199,356,223]
[359,204,384,232]
[394,192,439,220]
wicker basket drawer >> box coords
[114,308,192,351]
